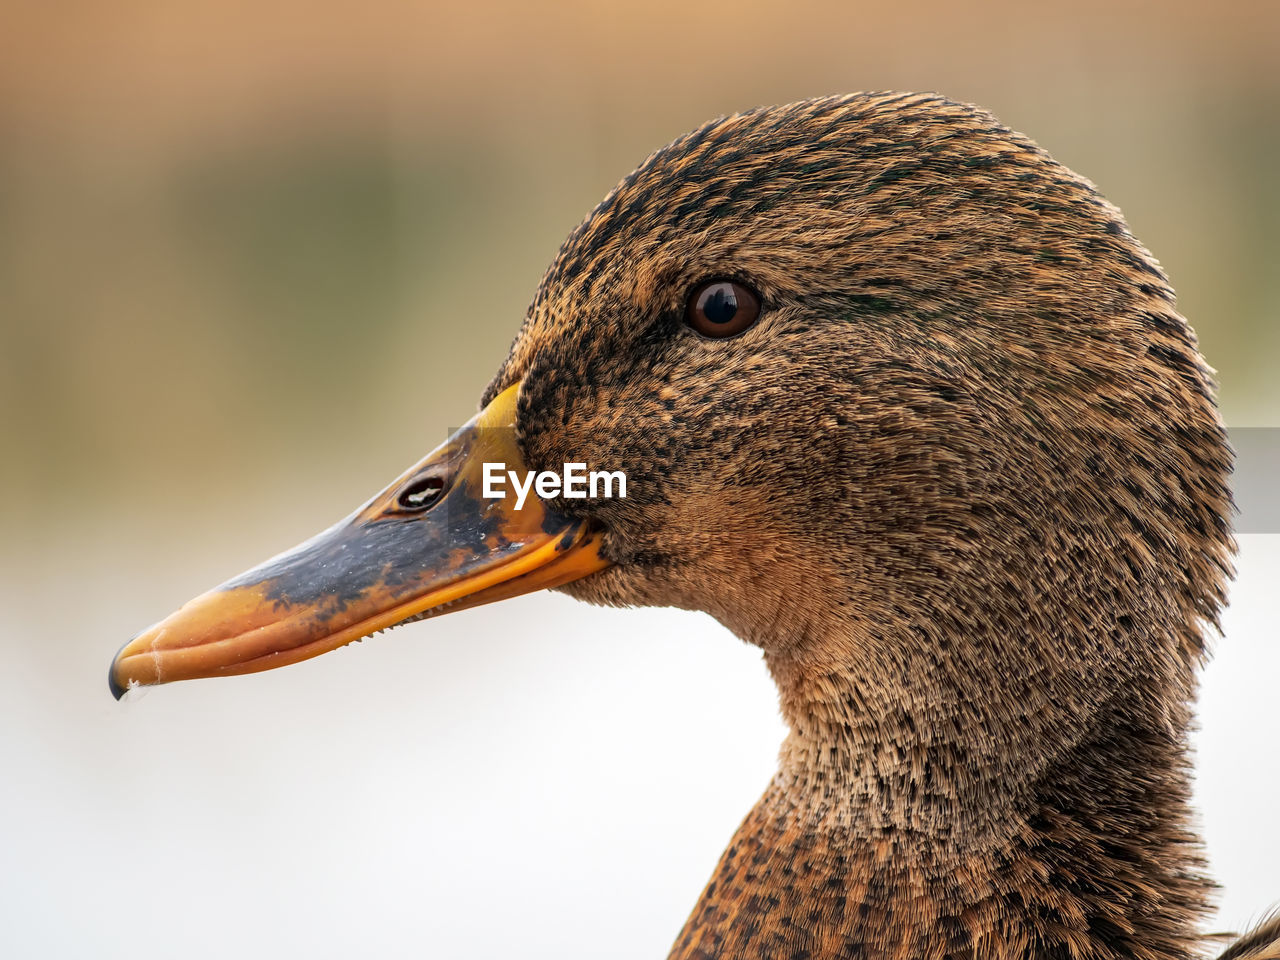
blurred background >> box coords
[2,2,1277,957]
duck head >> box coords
[111,95,1232,908]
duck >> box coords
[109,92,1280,960]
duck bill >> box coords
[109,383,610,699]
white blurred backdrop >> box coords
[1,520,1277,958]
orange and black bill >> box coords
[108,383,610,699]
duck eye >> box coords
[685,280,761,339]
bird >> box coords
[110,92,1279,960]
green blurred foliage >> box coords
[1,0,1277,551]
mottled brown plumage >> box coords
[476,93,1272,958]
[108,90,1273,958]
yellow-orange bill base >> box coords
[109,383,610,698]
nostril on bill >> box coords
[396,474,447,512]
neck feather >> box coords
[669,640,1210,960]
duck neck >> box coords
[669,631,1211,960]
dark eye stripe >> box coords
[685,280,761,339]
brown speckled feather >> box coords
[1217,914,1280,960]
[481,93,1268,958]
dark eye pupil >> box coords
[701,285,739,324]
[685,278,760,339]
